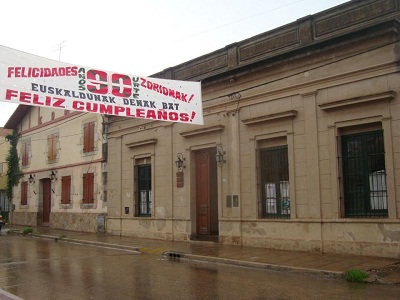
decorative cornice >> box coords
[180,125,225,138]
[125,139,158,148]
[319,91,395,111]
[150,1,400,82]
[242,110,298,125]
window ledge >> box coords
[81,203,97,209]
[60,204,72,209]
[82,149,99,156]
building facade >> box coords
[5,106,107,232]
[106,0,400,258]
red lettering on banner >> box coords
[126,108,136,117]
[32,94,44,105]
[136,109,145,118]
[45,96,52,106]
[112,73,132,97]
[86,69,108,95]
[5,89,18,100]
[114,106,125,115]
[73,101,85,110]
[169,112,179,121]
[5,89,65,108]
[99,104,113,115]
[140,77,193,104]
[158,110,167,120]
[180,112,189,122]
[190,111,196,122]
[64,99,193,123]
[20,92,32,103]
[4,89,195,124]
[52,97,65,108]
[147,109,156,119]
[7,66,78,78]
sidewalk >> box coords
[4,225,400,285]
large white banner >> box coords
[0,45,203,125]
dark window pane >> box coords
[260,146,290,219]
[137,164,151,217]
[342,130,387,218]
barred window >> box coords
[340,130,388,218]
[260,146,290,219]
[136,164,151,217]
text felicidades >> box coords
[8,66,78,77]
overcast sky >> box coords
[0,0,349,127]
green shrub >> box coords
[343,269,368,283]
[22,227,33,235]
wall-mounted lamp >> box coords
[49,170,57,182]
[28,174,35,185]
[175,153,185,172]
[215,146,226,167]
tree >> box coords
[5,129,22,200]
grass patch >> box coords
[343,269,368,283]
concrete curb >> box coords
[162,251,343,279]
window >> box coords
[21,181,28,205]
[61,176,71,204]
[0,162,6,175]
[47,133,59,162]
[341,130,387,218]
[0,190,9,212]
[137,164,151,217]
[260,146,290,219]
[21,141,30,167]
[82,173,94,204]
[83,121,95,153]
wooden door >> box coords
[42,179,51,223]
[195,148,218,236]
[196,150,210,235]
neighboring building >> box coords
[0,127,12,221]
[4,107,107,232]
[106,0,400,258]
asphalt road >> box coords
[0,235,399,300]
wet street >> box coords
[0,235,399,300]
